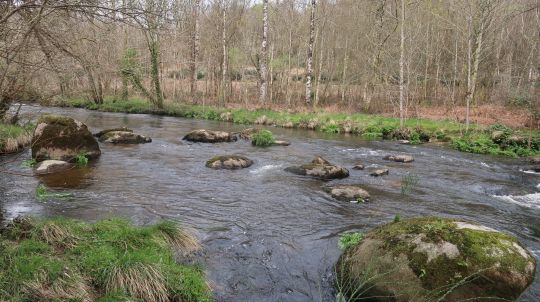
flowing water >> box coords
[1,104,539,301]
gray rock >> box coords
[285,157,349,180]
[383,154,414,163]
[324,185,370,202]
[206,155,253,170]
[273,140,290,146]
[35,160,73,175]
[94,127,132,137]
[353,164,365,170]
[183,129,237,143]
[369,168,389,177]
[98,131,151,144]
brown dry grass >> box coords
[106,264,169,302]
[2,134,31,153]
[24,270,94,302]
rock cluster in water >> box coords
[95,128,151,144]
[206,155,253,170]
[323,185,370,203]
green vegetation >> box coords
[0,216,211,302]
[35,184,72,201]
[75,152,89,167]
[338,232,364,250]
[21,159,37,168]
[0,123,32,153]
[45,97,540,157]
[401,173,419,195]
[251,130,275,147]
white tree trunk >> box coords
[259,0,268,104]
[399,0,405,128]
[305,0,316,105]
[190,0,201,102]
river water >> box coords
[1,104,539,301]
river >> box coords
[1,104,539,301]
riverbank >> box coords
[40,97,540,157]
[0,216,211,302]
[0,123,32,154]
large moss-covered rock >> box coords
[206,155,253,170]
[31,115,100,162]
[183,129,237,143]
[337,217,536,301]
[285,156,349,179]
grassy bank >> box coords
[0,123,32,154]
[44,97,540,157]
[0,217,211,302]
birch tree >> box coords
[259,0,269,104]
[305,0,316,106]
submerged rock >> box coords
[98,131,151,144]
[369,168,389,177]
[206,155,253,170]
[337,217,536,302]
[93,127,132,137]
[183,129,237,143]
[383,154,414,163]
[285,157,349,179]
[273,140,291,146]
[352,162,365,170]
[238,128,260,140]
[31,115,101,162]
[34,160,73,175]
[324,185,370,202]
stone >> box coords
[273,140,290,146]
[491,130,505,142]
[31,115,101,162]
[93,127,132,138]
[98,131,151,144]
[352,163,365,170]
[337,217,536,302]
[220,112,233,122]
[206,155,253,170]
[183,129,237,143]
[282,121,294,128]
[324,185,370,202]
[383,154,414,163]
[285,157,349,180]
[369,168,389,177]
[528,156,540,165]
[255,115,273,125]
[34,160,73,175]
[238,128,260,140]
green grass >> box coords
[338,232,364,250]
[0,216,211,302]
[75,152,89,167]
[35,184,73,201]
[251,130,275,147]
[47,97,540,157]
[0,123,33,153]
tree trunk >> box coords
[259,0,268,105]
[305,0,316,106]
[399,0,405,128]
[190,0,201,102]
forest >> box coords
[0,1,539,302]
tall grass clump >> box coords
[0,123,32,154]
[0,217,211,302]
[251,129,275,147]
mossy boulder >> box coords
[239,128,261,140]
[337,217,536,301]
[206,155,253,170]
[98,131,151,144]
[285,156,349,179]
[183,129,237,143]
[31,115,101,162]
[324,185,370,202]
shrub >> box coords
[252,130,275,147]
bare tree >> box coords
[259,0,269,105]
[305,0,316,106]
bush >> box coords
[251,130,275,147]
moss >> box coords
[369,217,533,292]
[0,217,212,302]
[37,114,77,127]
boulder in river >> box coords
[336,217,536,302]
[528,156,540,165]
[98,131,152,144]
[369,168,389,177]
[383,154,414,163]
[93,127,132,138]
[31,115,101,162]
[206,155,253,170]
[282,121,294,128]
[352,162,365,170]
[239,128,260,140]
[324,185,370,202]
[273,140,290,146]
[34,160,73,175]
[285,157,349,179]
[183,129,237,143]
